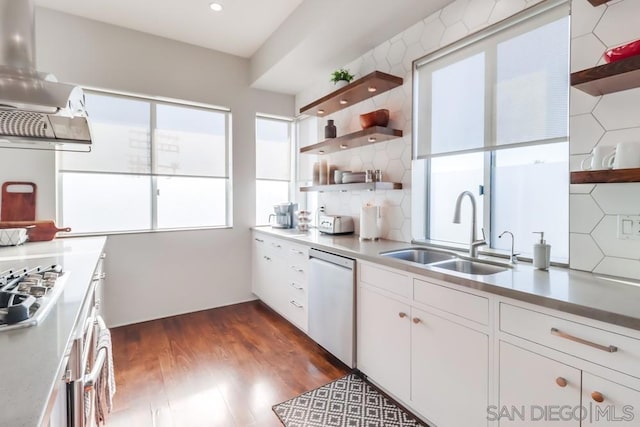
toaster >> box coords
[318,215,354,235]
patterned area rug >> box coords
[272,373,427,427]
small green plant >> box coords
[330,68,355,84]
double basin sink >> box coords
[380,247,509,275]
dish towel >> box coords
[95,315,116,425]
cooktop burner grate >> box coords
[0,265,66,331]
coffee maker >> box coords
[269,202,298,229]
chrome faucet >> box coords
[499,231,519,264]
[452,191,486,258]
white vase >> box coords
[334,80,349,89]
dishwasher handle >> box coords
[309,248,354,269]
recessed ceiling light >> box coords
[209,2,223,12]
[318,109,325,114]
[340,144,348,149]
[367,86,377,93]
[368,137,376,143]
[339,99,348,105]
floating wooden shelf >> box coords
[570,168,640,184]
[300,182,403,192]
[299,71,403,116]
[300,126,403,155]
[571,55,640,96]
[587,0,610,6]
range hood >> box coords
[0,0,91,151]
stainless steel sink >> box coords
[430,259,507,275]
[380,248,457,265]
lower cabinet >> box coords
[498,341,640,426]
[411,306,489,427]
[251,232,309,331]
[498,341,581,426]
[357,285,411,403]
[358,280,489,426]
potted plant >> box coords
[330,68,354,89]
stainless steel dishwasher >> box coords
[308,248,355,368]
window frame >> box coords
[412,0,570,262]
[255,113,295,226]
[57,88,232,235]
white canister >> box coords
[360,204,381,240]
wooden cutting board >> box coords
[0,221,71,242]
[1,182,37,221]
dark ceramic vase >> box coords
[325,120,337,139]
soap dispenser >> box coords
[532,232,551,270]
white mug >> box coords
[581,146,614,171]
[603,142,640,169]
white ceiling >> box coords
[35,0,304,58]
[35,0,455,94]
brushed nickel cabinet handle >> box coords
[290,282,303,290]
[290,300,303,309]
[398,312,407,319]
[556,377,567,388]
[412,317,421,324]
[290,266,304,273]
[272,243,282,248]
[254,238,264,243]
[263,256,271,261]
[290,248,304,255]
[550,328,618,353]
[591,391,605,403]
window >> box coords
[59,91,230,233]
[414,1,569,261]
[255,116,293,225]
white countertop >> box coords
[253,227,640,331]
[0,236,107,427]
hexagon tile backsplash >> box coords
[569,0,640,280]
[295,0,542,243]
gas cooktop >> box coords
[0,265,66,331]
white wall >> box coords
[568,0,640,280]
[295,0,544,243]
[0,8,294,326]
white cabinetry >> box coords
[498,341,581,426]
[411,306,489,427]
[358,284,411,402]
[251,232,309,331]
[499,303,640,426]
[358,261,490,425]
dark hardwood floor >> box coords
[107,300,349,427]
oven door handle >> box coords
[83,315,108,392]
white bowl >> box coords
[0,228,28,246]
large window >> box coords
[255,116,293,225]
[59,91,230,233]
[414,1,569,261]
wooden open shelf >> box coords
[587,0,611,6]
[300,126,402,155]
[299,71,403,116]
[571,168,640,184]
[571,55,640,96]
[300,182,402,192]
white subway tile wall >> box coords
[569,0,640,279]
[295,0,543,242]
[295,0,640,281]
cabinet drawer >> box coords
[500,303,640,379]
[285,243,309,261]
[360,263,410,298]
[283,295,307,331]
[414,278,489,325]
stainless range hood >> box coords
[0,0,92,151]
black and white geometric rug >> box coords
[272,372,427,427]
